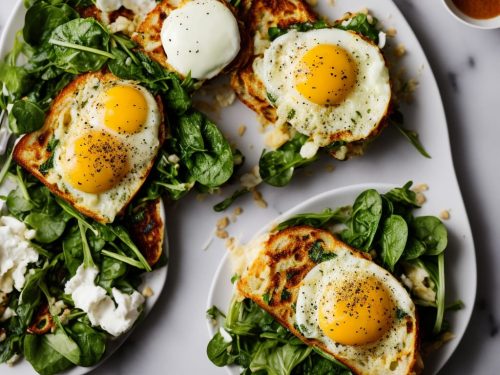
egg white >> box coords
[48,76,161,223]
[296,245,417,374]
[255,28,391,148]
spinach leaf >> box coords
[308,241,336,263]
[250,341,312,375]
[384,181,420,208]
[44,328,81,365]
[9,99,45,134]
[293,351,351,375]
[276,207,351,231]
[259,133,316,187]
[403,237,427,260]
[18,268,47,328]
[334,13,380,43]
[6,186,33,217]
[68,322,106,367]
[98,256,127,289]
[411,216,448,256]
[0,334,24,364]
[0,62,31,98]
[340,189,383,251]
[178,111,233,188]
[24,334,73,375]
[380,215,408,271]
[206,331,233,367]
[25,212,67,244]
[62,224,84,276]
[49,18,113,74]
[23,1,78,47]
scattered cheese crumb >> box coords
[216,230,229,239]
[238,125,247,136]
[252,189,268,209]
[142,286,154,298]
[234,207,243,216]
[440,210,450,220]
[359,7,369,14]
[59,308,71,326]
[240,166,262,189]
[386,27,397,37]
[0,329,6,343]
[394,43,406,57]
[217,217,230,230]
[416,192,427,206]
[7,354,20,367]
[413,183,429,193]
[215,86,236,108]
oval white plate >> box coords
[207,183,476,375]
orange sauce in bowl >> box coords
[452,0,500,19]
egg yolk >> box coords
[318,276,394,346]
[64,131,129,194]
[294,44,357,106]
[104,85,148,134]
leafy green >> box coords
[48,18,113,74]
[23,1,78,47]
[334,13,380,43]
[249,341,312,375]
[268,20,329,41]
[44,329,81,365]
[411,216,448,256]
[390,110,431,158]
[206,331,233,367]
[276,207,351,231]
[25,212,67,244]
[308,241,336,263]
[68,322,106,367]
[9,99,45,134]
[213,188,250,212]
[0,62,31,98]
[259,133,316,187]
[379,215,408,271]
[340,189,383,251]
[24,334,73,375]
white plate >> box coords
[207,182,476,375]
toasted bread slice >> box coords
[230,0,318,124]
[13,71,166,224]
[237,225,418,374]
[125,198,165,267]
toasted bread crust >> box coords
[125,198,165,267]
[13,71,166,224]
[132,0,252,79]
[230,0,318,123]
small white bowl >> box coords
[442,0,500,29]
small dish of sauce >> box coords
[443,0,500,29]
[452,0,500,20]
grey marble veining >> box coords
[1,0,500,374]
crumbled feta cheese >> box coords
[0,307,16,322]
[96,0,156,15]
[378,31,386,49]
[65,265,145,337]
[402,263,436,303]
[300,141,319,159]
[0,216,39,293]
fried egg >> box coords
[237,226,418,375]
[254,28,391,149]
[160,0,241,80]
[14,72,165,223]
[296,247,417,374]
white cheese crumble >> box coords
[96,0,156,15]
[401,263,436,303]
[300,141,319,159]
[0,216,38,294]
[64,265,145,337]
[378,31,386,49]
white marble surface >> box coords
[1,0,499,374]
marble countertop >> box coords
[1,0,499,374]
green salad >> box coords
[207,182,460,374]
